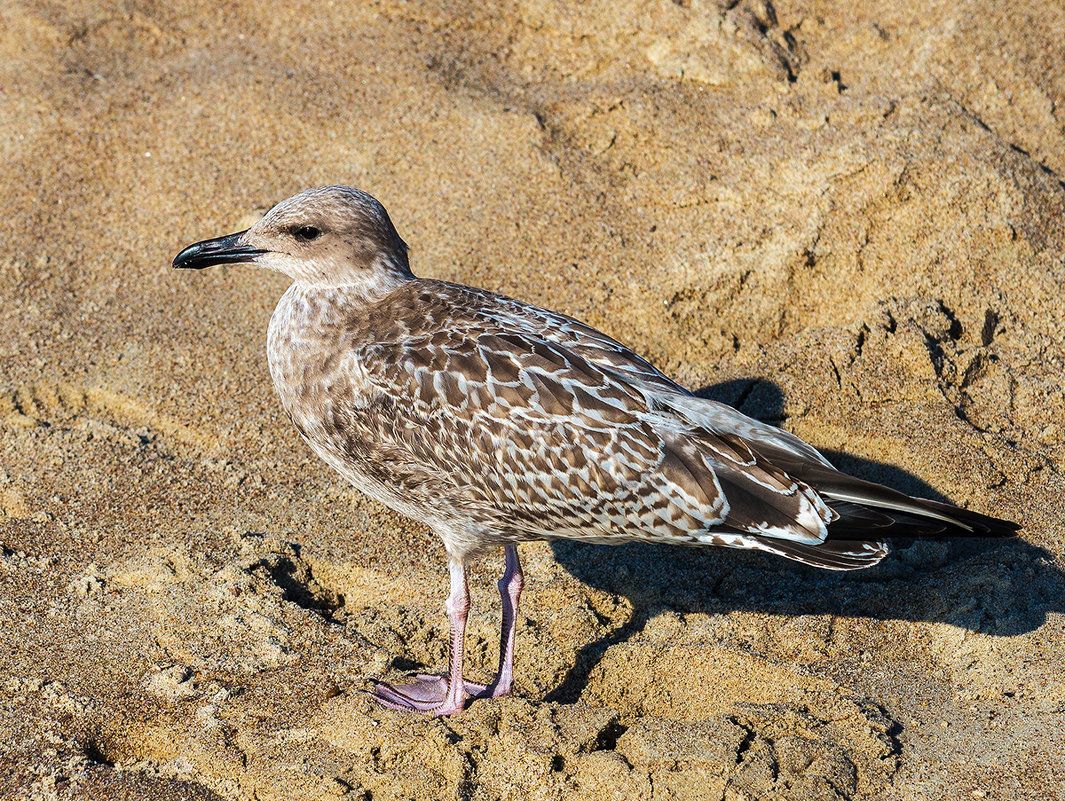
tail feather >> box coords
[738,442,1019,571]
[749,490,1018,572]
[743,441,1020,539]
[750,535,889,570]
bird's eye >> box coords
[294,226,322,241]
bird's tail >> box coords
[748,468,1019,571]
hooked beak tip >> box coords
[172,230,267,270]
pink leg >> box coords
[373,559,471,716]
[372,546,524,714]
[474,544,523,699]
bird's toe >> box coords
[370,675,469,716]
[370,671,509,715]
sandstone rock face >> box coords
[1,1,1063,799]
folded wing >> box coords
[346,282,1017,570]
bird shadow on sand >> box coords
[545,378,1064,704]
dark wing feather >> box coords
[744,451,1019,539]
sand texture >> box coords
[2,0,1064,798]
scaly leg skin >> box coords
[372,546,524,715]
[373,558,470,716]
[471,544,523,699]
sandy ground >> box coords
[2,0,1064,799]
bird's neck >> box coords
[289,261,415,297]
[271,279,405,341]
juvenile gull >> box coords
[174,185,1018,716]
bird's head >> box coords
[173,185,413,292]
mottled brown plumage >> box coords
[174,185,1019,715]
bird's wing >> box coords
[460,285,840,470]
[350,312,836,549]
[437,285,1017,547]
[478,294,683,392]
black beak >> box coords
[172,230,267,270]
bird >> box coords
[173,185,1019,716]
